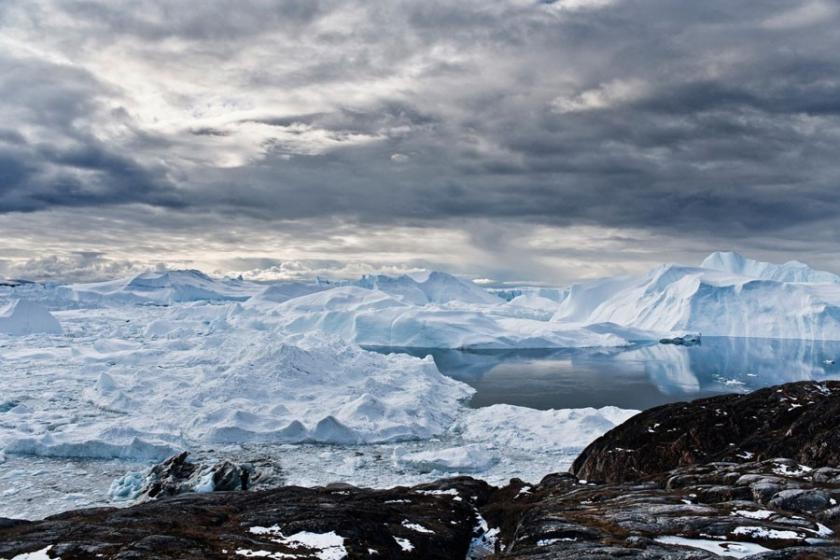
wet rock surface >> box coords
[573,381,840,484]
[2,381,839,559]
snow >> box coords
[5,546,57,560]
[468,511,500,559]
[0,300,62,335]
[1,314,472,455]
[401,520,434,533]
[236,550,294,559]
[655,536,770,558]
[249,527,347,560]
[732,509,774,520]
[249,282,329,304]
[393,537,414,552]
[732,526,802,540]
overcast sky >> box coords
[1,0,839,285]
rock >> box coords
[573,381,840,484]
[813,467,840,484]
[1,478,491,560]
[5,458,839,559]
[659,334,701,346]
[126,451,270,500]
[768,489,831,514]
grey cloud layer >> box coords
[1,0,839,272]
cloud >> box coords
[552,80,650,113]
[0,0,839,281]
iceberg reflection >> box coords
[374,337,840,411]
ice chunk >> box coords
[108,470,146,501]
[396,444,499,473]
[0,299,62,335]
[456,404,639,451]
[5,434,178,461]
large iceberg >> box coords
[553,255,840,340]
[247,286,629,349]
[59,270,264,307]
[702,251,840,284]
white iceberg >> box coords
[553,256,840,341]
[702,251,840,284]
[0,299,62,335]
[256,285,631,349]
[61,269,263,306]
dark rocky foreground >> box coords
[2,381,840,559]
[573,381,840,484]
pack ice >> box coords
[0,268,637,471]
[4,251,840,471]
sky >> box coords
[1,0,839,285]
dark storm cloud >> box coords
[0,51,181,211]
[1,0,840,248]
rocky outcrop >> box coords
[141,451,255,498]
[0,478,492,560]
[2,382,839,559]
[493,458,840,559]
[573,381,840,484]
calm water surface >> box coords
[373,337,840,410]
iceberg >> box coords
[0,300,62,335]
[60,269,264,306]
[256,286,630,349]
[355,271,500,305]
[553,257,840,341]
[702,251,840,284]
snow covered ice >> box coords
[5,252,840,518]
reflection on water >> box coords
[371,337,840,410]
